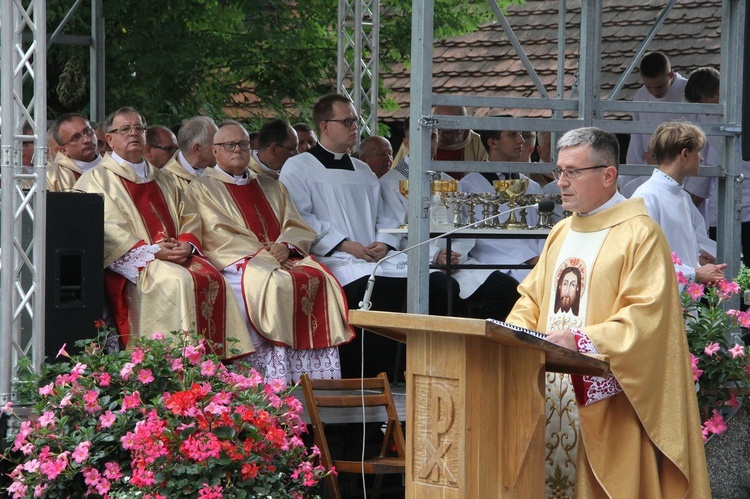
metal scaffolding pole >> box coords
[1,0,47,409]
[337,0,380,147]
[407,0,745,313]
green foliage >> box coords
[46,0,518,126]
[682,280,750,438]
[735,264,750,292]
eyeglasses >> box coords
[148,143,179,154]
[214,141,251,152]
[276,143,298,153]
[325,117,362,128]
[552,165,608,180]
[108,125,146,135]
[61,127,95,146]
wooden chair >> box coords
[300,372,406,499]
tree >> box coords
[48,0,515,128]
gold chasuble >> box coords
[47,152,84,192]
[506,198,710,499]
[73,156,252,358]
[162,157,197,192]
[187,167,353,350]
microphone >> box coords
[358,200,555,310]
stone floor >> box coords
[705,404,750,498]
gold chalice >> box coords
[502,178,529,229]
[399,179,409,198]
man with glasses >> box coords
[505,127,709,498]
[280,93,459,379]
[74,107,253,358]
[47,113,102,191]
[163,116,218,191]
[248,118,298,179]
[144,125,178,169]
[187,120,353,382]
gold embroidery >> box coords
[301,275,320,345]
[148,202,171,241]
[253,205,271,245]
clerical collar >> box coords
[73,154,101,172]
[252,150,277,175]
[214,165,249,185]
[111,152,148,181]
[580,191,626,217]
[308,143,354,171]
[177,151,198,176]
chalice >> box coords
[399,179,409,198]
[502,178,529,229]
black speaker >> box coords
[45,192,104,360]
[743,0,750,160]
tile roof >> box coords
[379,0,723,123]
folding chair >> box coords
[300,372,406,499]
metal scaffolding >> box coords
[337,0,380,146]
[0,0,48,407]
[0,0,104,411]
[406,0,745,313]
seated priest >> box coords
[73,106,253,358]
[187,120,354,383]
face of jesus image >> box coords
[554,266,582,316]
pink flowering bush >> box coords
[680,271,750,441]
[1,329,329,498]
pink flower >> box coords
[120,391,142,412]
[97,372,112,387]
[137,369,155,384]
[33,483,48,497]
[72,441,91,463]
[704,342,721,357]
[152,332,165,340]
[267,378,286,394]
[99,410,117,428]
[171,357,184,371]
[200,360,217,376]
[686,283,705,301]
[703,410,727,436]
[131,347,145,365]
[690,353,703,382]
[56,343,69,359]
[103,461,122,480]
[736,310,750,328]
[729,343,746,358]
[676,271,688,285]
[71,362,87,377]
[38,411,55,428]
[120,362,134,381]
[671,251,683,266]
[183,344,203,364]
[198,484,224,499]
[1,401,14,414]
[38,383,54,397]
[717,279,741,299]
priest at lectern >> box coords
[505,127,710,498]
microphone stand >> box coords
[358,202,552,310]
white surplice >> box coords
[279,149,407,286]
[631,169,715,286]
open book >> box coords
[487,319,547,341]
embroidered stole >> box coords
[114,177,228,353]
[225,181,344,349]
[546,227,615,406]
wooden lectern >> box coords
[348,310,610,499]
